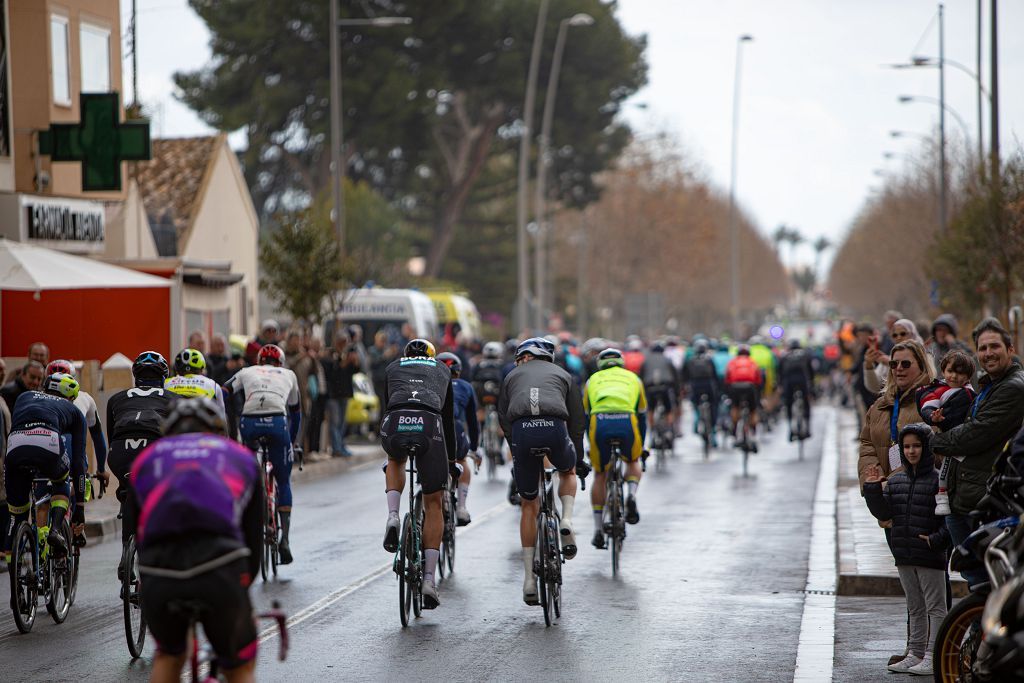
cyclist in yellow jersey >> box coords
[749,337,777,414]
[583,348,647,550]
[164,348,227,414]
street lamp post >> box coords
[728,34,753,339]
[328,7,411,261]
[534,12,594,330]
[516,0,551,333]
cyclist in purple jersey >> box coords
[127,398,263,683]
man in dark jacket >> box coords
[1,361,44,413]
[322,332,359,457]
[926,313,972,369]
[931,317,1024,586]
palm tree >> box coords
[785,228,805,272]
[772,224,789,258]
[812,236,832,284]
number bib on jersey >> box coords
[8,427,61,454]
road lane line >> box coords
[257,498,511,644]
[793,407,838,682]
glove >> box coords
[473,448,484,466]
[575,458,591,480]
[449,461,464,483]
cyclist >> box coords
[106,351,178,551]
[127,398,262,683]
[681,339,722,444]
[379,339,458,610]
[223,344,301,565]
[3,373,87,565]
[639,340,679,432]
[437,352,480,526]
[472,341,506,413]
[584,348,647,549]
[622,337,646,375]
[498,337,588,605]
[724,344,763,451]
[46,359,107,545]
[165,348,227,413]
[749,336,778,421]
[779,339,814,441]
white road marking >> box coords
[794,407,838,682]
[257,498,510,644]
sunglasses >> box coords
[889,359,915,370]
[891,331,909,339]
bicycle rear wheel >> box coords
[445,490,456,574]
[46,517,73,623]
[398,516,413,627]
[608,475,623,577]
[270,507,279,578]
[123,536,147,658]
[412,492,424,618]
[536,511,551,627]
[11,522,38,633]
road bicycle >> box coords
[254,435,280,582]
[121,523,147,658]
[598,439,628,577]
[649,403,673,471]
[529,447,563,627]
[437,465,457,580]
[696,393,714,460]
[790,390,810,461]
[175,599,289,681]
[716,395,734,448]
[395,444,425,627]
[734,401,757,478]
[9,473,78,633]
[481,403,503,481]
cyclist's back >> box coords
[128,399,262,681]
[471,358,504,408]
[779,342,814,439]
[165,347,226,412]
[639,345,678,416]
[725,346,763,437]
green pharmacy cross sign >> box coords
[38,92,151,192]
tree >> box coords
[176,0,648,279]
[812,236,832,283]
[784,228,805,271]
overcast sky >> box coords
[124,1,1024,271]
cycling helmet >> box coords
[174,348,207,376]
[515,337,555,362]
[650,340,666,353]
[404,338,436,358]
[692,339,710,355]
[597,348,626,370]
[482,341,504,360]
[436,352,462,376]
[749,335,765,346]
[45,359,75,377]
[161,396,227,436]
[258,344,285,366]
[736,344,751,356]
[788,339,802,351]
[132,351,169,381]
[43,373,79,401]
[626,337,644,352]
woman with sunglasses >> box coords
[858,340,936,492]
[862,319,931,395]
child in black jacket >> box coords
[863,423,949,676]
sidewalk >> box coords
[834,409,968,598]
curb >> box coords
[838,573,969,598]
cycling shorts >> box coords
[142,553,257,671]
[587,413,642,472]
[726,383,760,411]
[5,436,71,514]
[509,417,576,501]
[454,423,470,461]
[379,409,449,494]
[240,415,294,508]
[645,385,676,414]
[108,437,153,542]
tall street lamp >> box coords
[728,34,753,339]
[534,12,594,329]
[329,6,411,261]
[515,0,551,333]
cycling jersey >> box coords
[583,366,647,415]
[74,388,108,474]
[498,359,586,459]
[452,377,479,457]
[750,344,776,393]
[383,356,457,463]
[640,352,678,390]
[471,360,504,406]
[224,365,300,417]
[725,357,763,386]
[165,374,227,412]
[622,350,645,376]
[778,350,814,388]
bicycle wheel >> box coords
[68,544,81,607]
[438,491,449,580]
[933,591,987,682]
[412,492,424,618]
[46,517,73,624]
[607,474,622,577]
[123,536,147,658]
[445,491,456,574]
[270,507,279,578]
[398,516,413,627]
[536,511,551,627]
[11,522,39,633]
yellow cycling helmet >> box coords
[404,339,436,358]
[43,373,80,401]
[174,348,207,375]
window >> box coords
[50,15,70,105]
[80,23,110,93]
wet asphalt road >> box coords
[2,410,828,682]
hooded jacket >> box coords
[863,423,950,569]
[931,359,1024,515]
[498,358,586,459]
[926,313,972,367]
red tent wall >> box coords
[1,288,171,361]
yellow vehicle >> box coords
[346,372,381,435]
[426,290,482,341]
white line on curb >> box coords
[794,407,838,682]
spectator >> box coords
[926,314,972,369]
[323,333,359,457]
[368,330,398,411]
[850,322,880,426]
[880,310,903,354]
[188,330,208,354]
[207,334,231,385]
[245,319,280,366]
[28,342,49,366]
[863,318,930,394]
[285,331,316,449]
[346,324,372,377]
[863,424,948,675]
[306,337,328,455]
[1,360,44,413]
[857,340,935,493]
[931,317,1024,587]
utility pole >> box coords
[938,4,947,234]
[989,0,999,182]
[329,0,345,261]
[976,0,984,166]
[130,0,138,108]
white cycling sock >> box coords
[424,548,439,586]
[627,479,639,498]
[593,506,604,529]
[458,483,469,507]
[522,547,535,583]
[386,490,401,516]
[560,495,575,524]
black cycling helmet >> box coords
[650,340,666,353]
[133,350,169,383]
[161,397,227,436]
[597,348,626,370]
[174,348,207,376]
[692,339,710,355]
[404,338,436,358]
[736,344,751,356]
[515,337,555,362]
[788,339,802,351]
[436,352,462,376]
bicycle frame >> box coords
[184,601,289,681]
